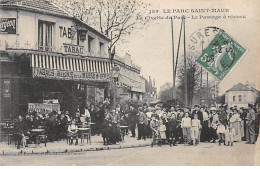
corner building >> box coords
[0,0,113,121]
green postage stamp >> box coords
[196,30,247,81]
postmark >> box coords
[196,29,247,81]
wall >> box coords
[225,90,256,108]
[0,8,109,58]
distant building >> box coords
[225,83,259,108]
[143,76,157,103]
[113,53,145,102]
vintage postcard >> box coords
[0,0,259,166]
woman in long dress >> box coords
[229,109,243,142]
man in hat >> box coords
[128,105,137,137]
[253,103,259,141]
[137,107,147,140]
[219,104,228,127]
[200,106,209,142]
[246,103,256,144]
[191,105,203,122]
[209,107,219,143]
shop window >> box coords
[238,95,242,102]
[38,20,54,51]
[233,96,236,102]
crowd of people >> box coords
[11,101,259,149]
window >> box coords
[239,95,242,102]
[244,95,247,102]
[233,96,236,102]
[88,35,94,53]
[38,20,54,51]
[99,42,104,55]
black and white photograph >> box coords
[0,0,259,166]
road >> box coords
[1,141,259,166]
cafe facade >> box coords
[0,0,147,122]
[0,0,113,120]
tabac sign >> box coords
[63,43,84,55]
[0,18,16,34]
[33,67,111,82]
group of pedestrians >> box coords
[124,103,259,147]
[11,101,259,149]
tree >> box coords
[55,0,150,56]
[177,51,202,107]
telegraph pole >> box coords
[171,17,175,102]
[183,15,188,107]
[200,39,204,105]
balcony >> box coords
[1,40,109,59]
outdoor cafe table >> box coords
[88,122,96,125]
[77,128,90,131]
[120,126,129,140]
[30,129,45,146]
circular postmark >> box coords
[188,27,246,81]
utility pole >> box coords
[183,15,188,107]
[171,18,175,102]
[200,39,204,105]
[174,18,184,106]
[207,72,209,107]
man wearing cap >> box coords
[246,104,256,144]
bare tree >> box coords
[55,0,150,56]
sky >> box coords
[117,0,260,95]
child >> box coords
[168,113,178,146]
[158,119,167,145]
[225,126,235,146]
[181,112,192,146]
[67,119,78,145]
[217,121,226,146]
[177,109,184,143]
[191,114,201,146]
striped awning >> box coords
[30,54,112,73]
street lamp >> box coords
[111,66,120,106]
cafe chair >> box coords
[5,122,15,145]
[79,124,91,145]
[36,134,48,147]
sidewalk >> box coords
[0,135,152,156]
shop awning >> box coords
[30,54,113,82]
[31,54,112,73]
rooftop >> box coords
[0,0,71,17]
[226,83,254,92]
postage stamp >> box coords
[196,30,247,80]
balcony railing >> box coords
[1,40,109,59]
